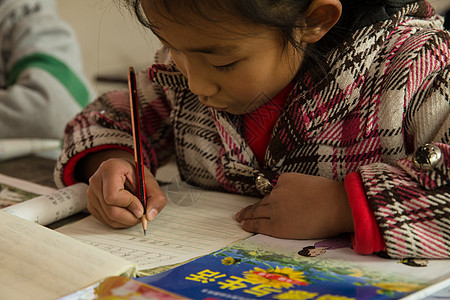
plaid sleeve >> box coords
[54,68,174,188]
[358,64,450,258]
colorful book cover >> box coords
[59,276,188,300]
[137,234,450,300]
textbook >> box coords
[59,276,188,299]
[137,234,450,300]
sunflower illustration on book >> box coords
[243,266,309,289]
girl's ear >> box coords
[301,0,342,44]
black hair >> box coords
[445,8,450,30]
[118,0,313,53]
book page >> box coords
[57,181,258,273]
[0,211,137,300]
[2,182,88,226]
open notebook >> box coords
[0,211,137,300]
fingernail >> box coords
[147,208,158,221]
[132,208,143,218]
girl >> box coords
[54,0,450,259]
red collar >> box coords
[244,81,295,165]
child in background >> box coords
[54,0,450,259]
[0,0,91,138]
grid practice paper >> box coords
[56,180,258,271]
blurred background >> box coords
[56,0,161,97]
[55,0,450,98]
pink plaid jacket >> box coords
[55,1,450,258]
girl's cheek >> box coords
[170,51,188,76]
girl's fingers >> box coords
[87,159,142,227]
[100,184,142,227]
[102,174,143,218]
[143,171,167,221]
[86,157,168,227]
[235,199,270,222]
[240,218,274,236]
[86,174,106,218]
[87,198,131,228]
[86,185,117,227]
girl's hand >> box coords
[80,151,167,228]
[236,173,354,239]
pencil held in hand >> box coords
[128,66,148,235]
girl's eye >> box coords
[213,61,238,72]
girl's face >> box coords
[143,5,303,115]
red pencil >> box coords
[128,66,147,235]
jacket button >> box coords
[255,175,273,195]
[412,144,442,171]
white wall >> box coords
[56,0,161,95]
[430,0,450,13]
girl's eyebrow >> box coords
[186,44,240,54]
[156,33,240,55]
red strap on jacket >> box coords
[345,172,386,254]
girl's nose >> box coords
[186,67,219,98]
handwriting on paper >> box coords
[57,185,258,270]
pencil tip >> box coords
[143,229,147,236]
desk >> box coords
[0,155,56,188]
[1,155,449,299]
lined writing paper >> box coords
[56,181,258,271]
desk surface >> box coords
[0,155,56,188]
